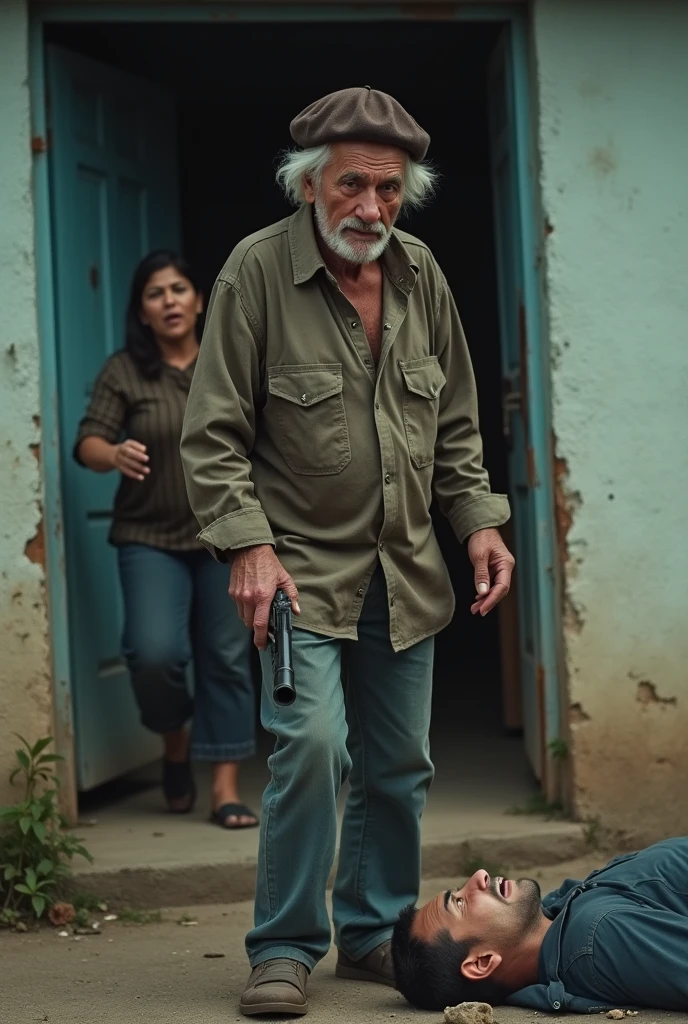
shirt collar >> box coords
[287,202,419,290]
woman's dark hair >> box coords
[392,904,508,1011]
[125,250,201,379]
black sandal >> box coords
[162,759,196,814]
[210,802,259,830]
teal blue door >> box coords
[47,46,182,790]
[488,28,559,785]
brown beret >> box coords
[290,86,430,162]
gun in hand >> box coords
[269,589,295,706]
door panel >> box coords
[488,29,546,780]
[48,46,181,789]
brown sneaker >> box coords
[335,940,395,987]
[240,958,309,1016]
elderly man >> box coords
[392,836,688,1013]
[181,86,513,1017]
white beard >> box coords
[314,195,392,265]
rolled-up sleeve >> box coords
[433,275,511,542]
[180,276,275,560]
[73,361,126,463]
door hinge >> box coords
[32,135,49,155]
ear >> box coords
[303,174,316,205]
[461,951,502,981]
[195,293,204,316]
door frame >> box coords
[29,0,561,810]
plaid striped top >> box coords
[74,351,200,551]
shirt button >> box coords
[357,588,364,597]
[384,322,392,331]
[351,321,358,328]
[300,394,307,404]
[379,542,384,552]
[385,473,391,484]
[552,1002,561,1010]
[375,401,380,410]
[398,276,405,285]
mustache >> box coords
[337,216,387,237]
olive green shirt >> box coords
[180,204,510,651]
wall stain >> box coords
[636,680,677,708]
[589,144,617,176]
[569,702,591,724]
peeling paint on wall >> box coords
[0,0,53,804]
[535,0,688,838]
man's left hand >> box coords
[467,528,515,616]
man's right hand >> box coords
[230,544,300,649]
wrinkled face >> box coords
[139,266,202,343]
[304,141,406,264]
[413,870,543,977]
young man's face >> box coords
[412,870,543,980]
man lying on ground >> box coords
[392,836,688,1013]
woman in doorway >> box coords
[74,251,258,829]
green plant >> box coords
[74,906,91,928]
[548,738,569,760]
[0,736,93,920]
[72,891,107,913]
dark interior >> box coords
[46,19,522,780]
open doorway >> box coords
[44,15,543,819]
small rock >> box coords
[104,914,118,922]
[203,952,225,959]
[74,927,101,936]
[180,920,198,927]
[15,921,28,933]
[607,1012,625,1020]
[58,930,69,938]
[444,1002,494,1024]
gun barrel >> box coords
[271,589,296,706]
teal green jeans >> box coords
[247,568,434,970]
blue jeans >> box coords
[246,568,435,969]
[118,543,255,762]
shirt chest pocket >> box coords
[399,356,446,469]
[267,363,351,476]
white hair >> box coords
[275,144,438,213]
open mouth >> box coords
[496,877,512,899]
[164,313,183,325]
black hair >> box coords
[125,250,201,379]
[391,904,508,1011]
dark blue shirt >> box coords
[507,838,688,1013]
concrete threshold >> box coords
[66,733,589,908]
[66,820,590,909]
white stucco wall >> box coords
[0,0,53,803]
[534,0,688,836]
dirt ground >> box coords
[1,858,686,1024]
